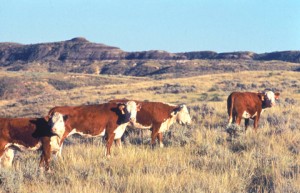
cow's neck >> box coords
[262,101,269,109]
[159,115,176,133]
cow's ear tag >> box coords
[261,95,265,101]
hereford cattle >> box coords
[227,91,280,130]
[110,100,192,148]
[46,101,138,156]
[0,117,61,171]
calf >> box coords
[111,100,192,148]
[227,91,280,130]
[46,101,138,156]
[0,117,60,171]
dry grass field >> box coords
[0,69,299,192]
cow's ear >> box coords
[275,92,280,100]
[118,103,126,114]
[44,115,50,122]
[171,111,177,116]
[171,107,180,116]
[257,93,264,101]
[63,115,68,121]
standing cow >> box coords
[0,117,61,171]
[227,91,280,131]
[110,100,192,148]
[46,101,138,156]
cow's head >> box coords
[261,91,280,108]
[172,104,192,125]
[47,112,68,138]
[117,101,140,124]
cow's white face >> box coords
[49,112,66,138]
[124,101,138,123]
[174,105,192,125]
[264,91,280,107]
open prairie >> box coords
[0,69,299,192]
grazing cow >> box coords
[110,100,192,148]
[46,101,138,156]
[0,117,61,171]
[227,91,280,130]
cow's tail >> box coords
[227,93,234,125]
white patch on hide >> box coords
[114,123,128,139]
[5,142,42,151]
[242,111,257,119]
[50,136,61,153]
[159,117,176,133]
[68,128,106,138]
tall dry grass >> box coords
[0,70,299,192]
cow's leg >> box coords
[151,129,159,148]
[0,142,8,168]
[140,129,144,145]
[244,118,250,131]
[235,115,242,126]
[253,114,260,132]
[40,138,51,172]
[157,133,164,148]
[58,142,64,157]
[228,115,233,125]
[105,133,115,157]
[115,138,122,149]
[1,148,14,168]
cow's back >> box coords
[138,102,176,123]
[227,92,263,117]
[48,103,120,134]
[110,100,176,124]
[0,117,49,148]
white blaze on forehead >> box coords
[50,112,66,138]
[125,101,137,119]
[265,91,276,103]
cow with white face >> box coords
[263,91,279,108]
[174,104,192,125]
[227,90,280,131]
[46,101,138,156]
[110,100,192,148]
[47,112,68,155]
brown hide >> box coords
[47,103,131,156]
[0,117,53,170]
[227,92,264,130]
[110,100,179,147]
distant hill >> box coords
[0,37,299,77]
[1,37,300,62]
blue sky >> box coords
[1,0,299,53]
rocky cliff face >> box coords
[0,38,299,77]
[0,37,125,62]
[1,37,300,63]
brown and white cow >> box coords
[227,91,280,130]
[110,100,192,148]
[46,101,138,156]
[0,117,61,171]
